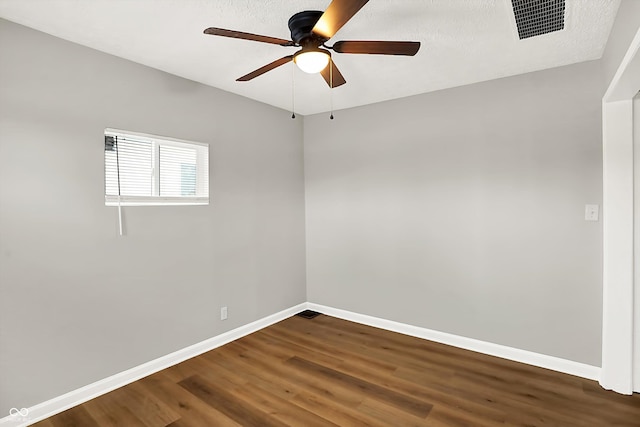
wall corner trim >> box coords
[0,302,308,427]
[307,303,602,382]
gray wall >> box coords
[0,19,306,414]
[304,60,603,366]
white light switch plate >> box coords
[585,204,599,221]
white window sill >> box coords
[105,196,209,206]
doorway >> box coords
[601,28,640,395]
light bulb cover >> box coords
[294,49,330,74]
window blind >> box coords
[104,130,209,206]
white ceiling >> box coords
[0,0,621,115]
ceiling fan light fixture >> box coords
[294,49,330,74]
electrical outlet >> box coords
[220,306,228,321]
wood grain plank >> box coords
[266,324,507,425]
[396,365,590,427]
[112,381,180,427]
[194,346,338,427]
[203,345,302,402]
[30,420,57,427]
[33,314,640,427]
[261,323,398,374]
[178,375,288,427]
[209,344,392,426]
[231,381,339,427]
[427,405,508,427]
[289,390,392,427]
[216,341,367,408]
[139,373,241,427]
[356,398,431,426]
[82,390,148,427]
[285,356,433,418]
[51,406,99,427]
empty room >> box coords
[1,0,639,426]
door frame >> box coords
[601,26,640,394]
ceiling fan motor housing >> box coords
[288,10,327,46]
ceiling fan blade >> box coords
[237,56,294,81]
[312,0,370,40]
[320,58,346,88]
[333,41,421,56]
[204,27,294,46]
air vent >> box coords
[296,310,321,319]
[511,0,565,40]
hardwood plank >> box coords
[139,373,241,427]
[285,355,433,418]
[30,420,56,427]
[203,347,300,402]
[194,347,338,427]
[395,365,590,427]
[216,341,367,408]
[261,323,399,374]
[356,398,431,426]
[278,316,598,426]
[33,314,640,426]
[82,390,149,427]
[246,328,347,368]
[178,374,288,427]
[209,344,392,426]
[293,315,566,388]
[162,354,242,389]
[48,405,100,427]
[450,368,627,426]
[111,381,180,427]
[231,380,339,427]
[581,379,640,412]
[289,390,392,427]
[264,324,508,425]
[264,319,456,386]
[427,405,508,427]
[307,315,563,382]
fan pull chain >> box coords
[291,61,296,119]
[329,60,334,120]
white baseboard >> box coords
[307,303,601,381]
[2,301,603,426]
[0,302,307,427]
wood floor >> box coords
[33,314,640,426]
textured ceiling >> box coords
[0,0,621,115]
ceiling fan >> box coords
[203,0,421,88]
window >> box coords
[104,129,209,206]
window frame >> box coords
[104,128,209,207]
